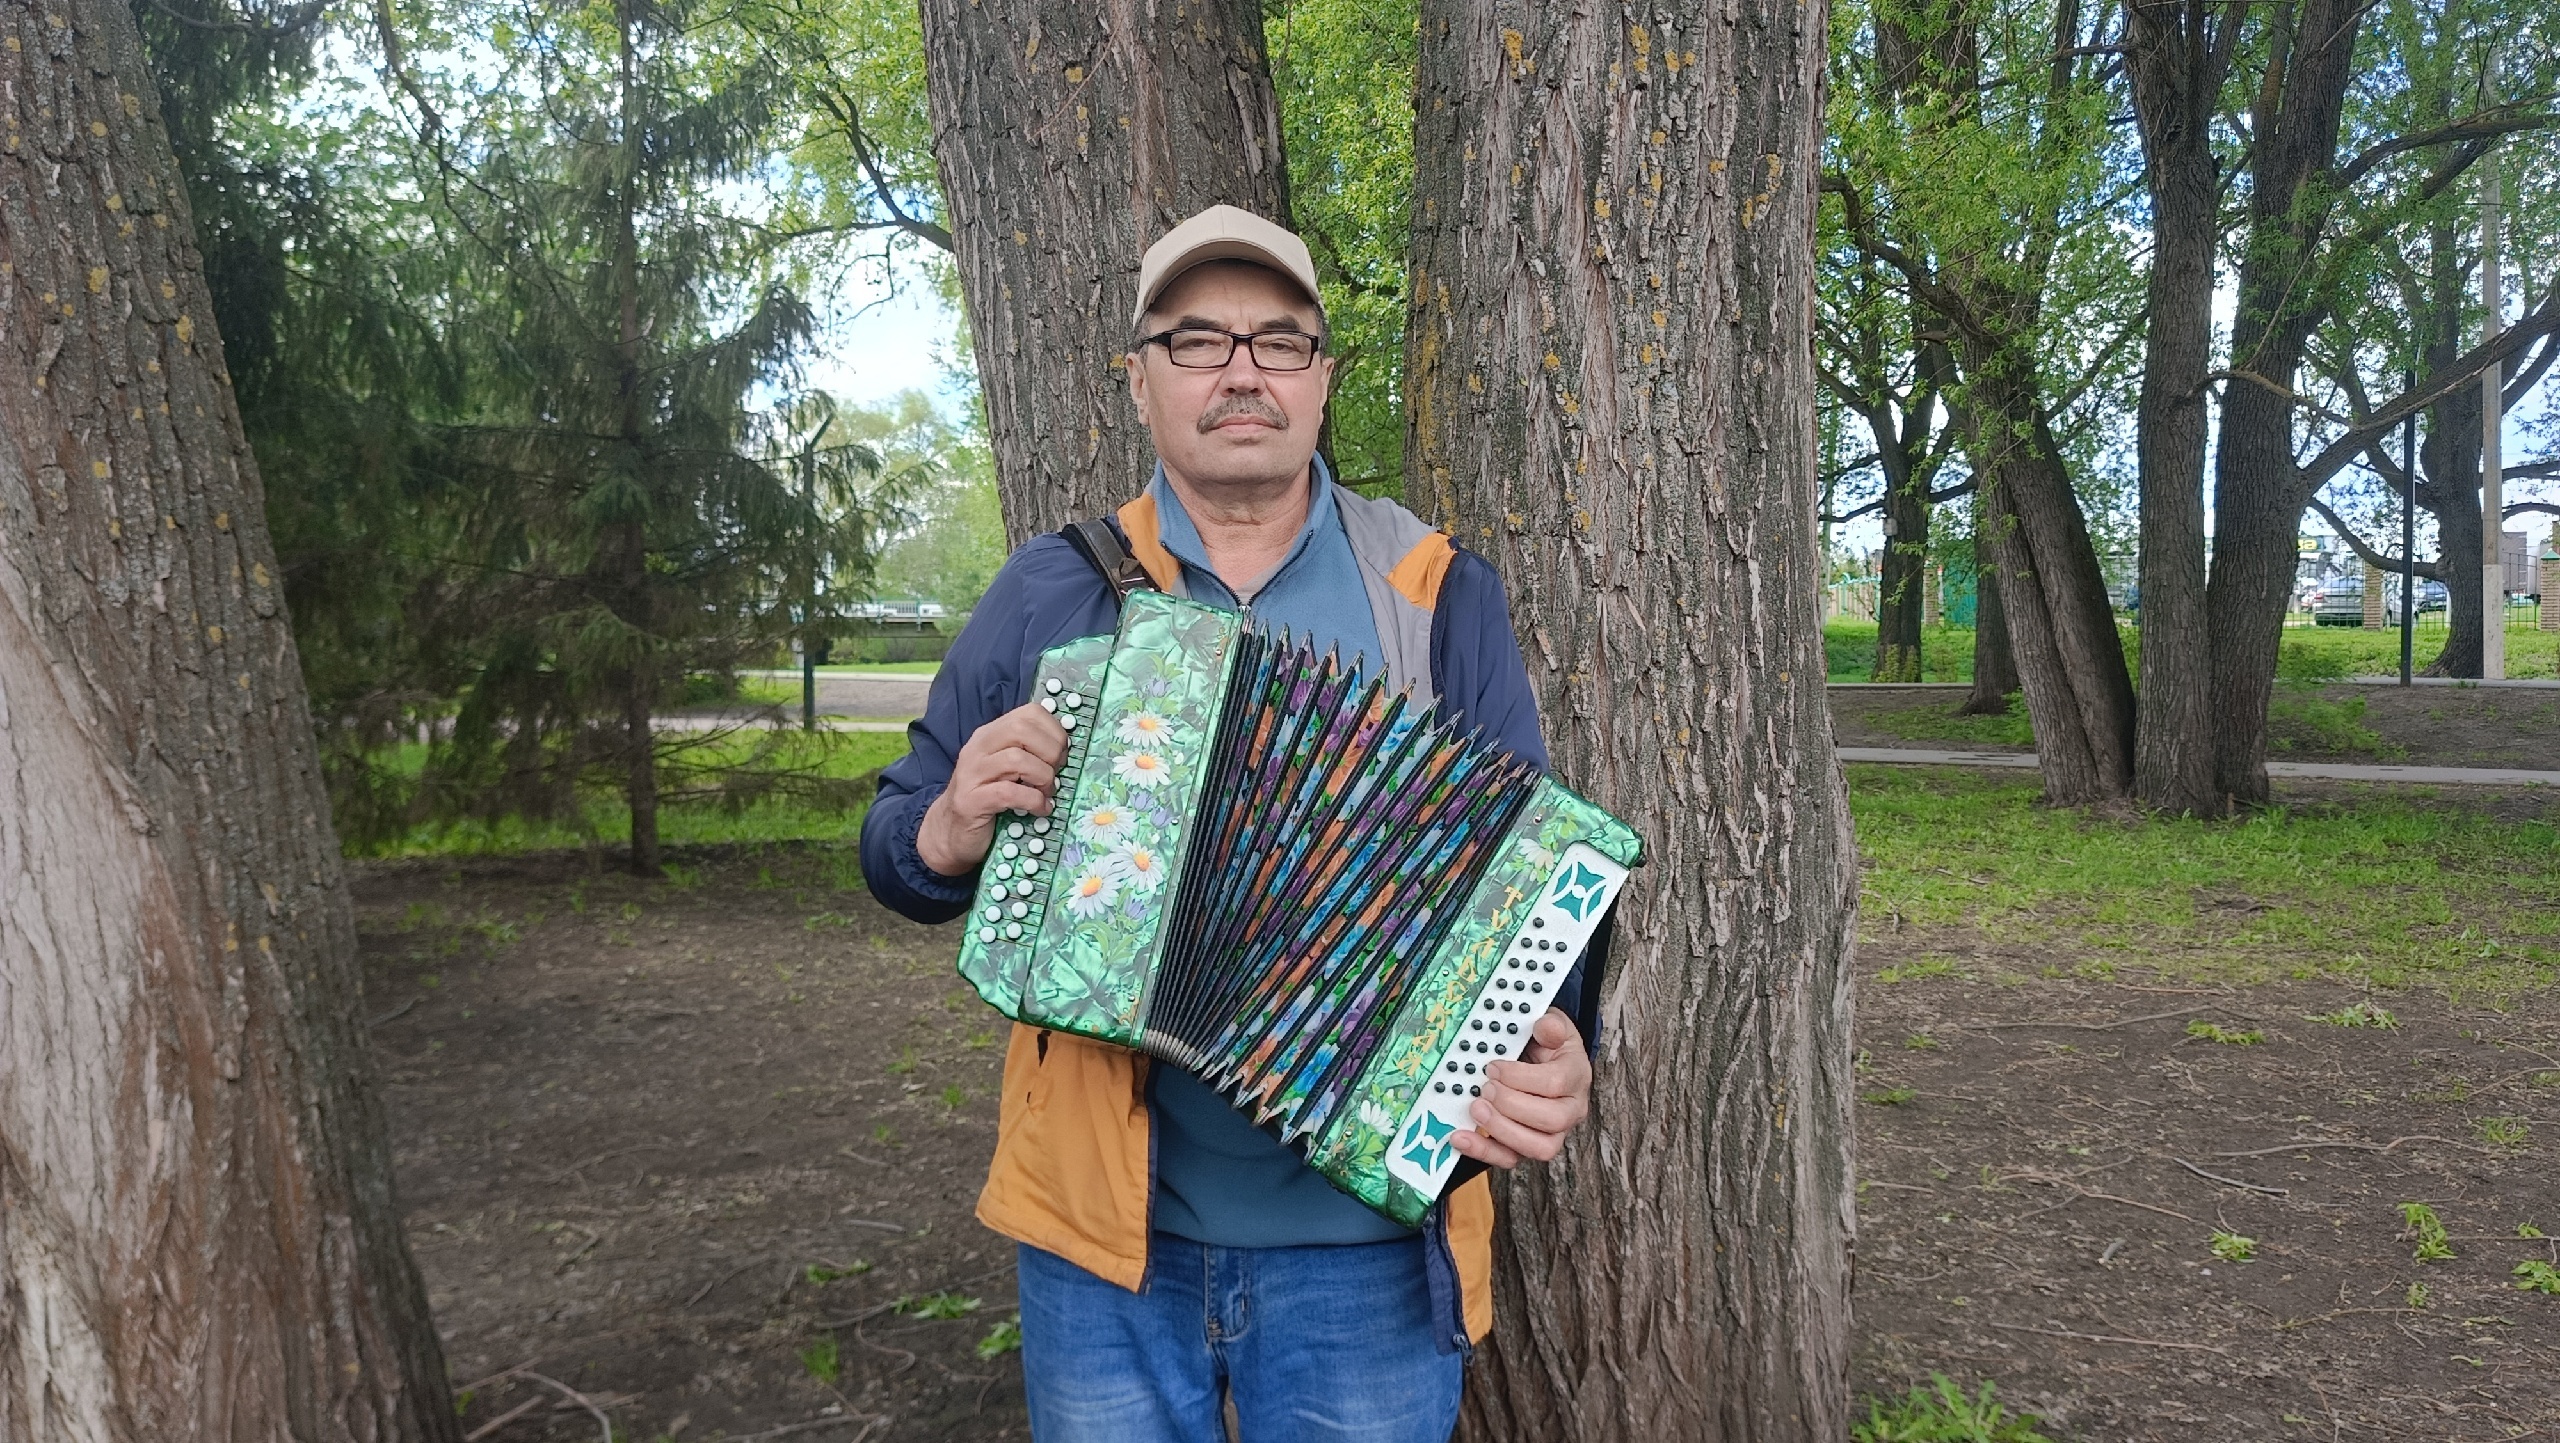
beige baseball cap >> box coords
[1130,204,1323,329]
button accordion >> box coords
[955,590,1639,1224]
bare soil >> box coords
[370,822,2560,1442]
[1825,683,2560,770]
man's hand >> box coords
[916,701,1069,877]
[1451,1007,1592,1169]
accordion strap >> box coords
[1061,516,1159,609]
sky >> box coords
[802,269,975,415]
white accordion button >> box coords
[1387,841,1628,1199]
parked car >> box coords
[2312,575,2366,626]
[2313,574,2446,625]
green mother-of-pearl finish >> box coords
[948,589,1644,1228]
[1014,591,1240,1044]
[1304,777,1642,1224]
[955,634,1117,1018]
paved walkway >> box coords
[1835,746,2560,788]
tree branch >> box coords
[2296,283,2560,493]
[811,88,953,253]
[2339,103,2558,189]
[2308,496,2441,581]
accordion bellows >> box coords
[956,591,1640,1225]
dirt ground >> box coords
[1826,682,2560,769]
[369,797,2559,1443]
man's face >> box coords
[1126,261,1334,493]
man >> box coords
[860,206,1593,1442]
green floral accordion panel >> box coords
[953,590,1641,1226]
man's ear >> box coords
[1125,350,1148,417]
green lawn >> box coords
[356,733,2560,1003]
[352,730,910,863]
[1850,765,2560,998]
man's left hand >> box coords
[1451,1008,1591,1169]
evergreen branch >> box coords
[146,0,326,36]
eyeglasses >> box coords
[1137,327,1323,372]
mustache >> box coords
[1196,394,1289,434]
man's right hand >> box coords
[916,700,1070,877]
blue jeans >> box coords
[1016,1234,1463,1443]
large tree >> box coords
[1826,0,2145,804]
[1408,3,1857,1438]
[0,1,458,1436]
[919,0,1293,538]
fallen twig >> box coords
[2211,1135,2499,1160]
[518,1372,612,1443]
[463,1396,544,1442]
[554,1229,603,1274]
[2172,1157,2290,1196]
[840,1218,906,1233]
[1986,1321,2228,1354]
[367,997,419,1028]
[547,1142,668,1184]
[723,1418,875,1443]
[2275,1306,2424,1332]
[1973,1004,2226,1033]
[456,1361,537,1395]
[686,1260,756,1308]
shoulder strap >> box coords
[1060,516,1159,610]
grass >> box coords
[354,730,909,861]
[1863,696,2035,748]
[1825,621,1983,683]
[1850,766,2560,997]
[1853,1375,2055,1443]
[1826,613,2560,686]
[2280,609,2559,680]
[816,660,942,675]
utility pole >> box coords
[2481,50,2505,679]
[2401,369,2416,686]
[800,441,819,732]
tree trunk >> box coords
[1872,471,1929,681]
[1961,558,2021,712]
[919,0,1292,541]
[0,4,460,1437]
[1956,352,2134,801]
[2200,0,2362,803]
[1409,5,1856,1439]
[2419,220,2487,677]
[2124,0,2233,816]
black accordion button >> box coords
[1469,1085,1482,1096]
[1463,1063,1476,1075]
[1445,1061,1459,1072]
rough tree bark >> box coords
[919,0,1291,540]
[1409,5,1857,1438]
[0,3,459,1438]
[2124,0,2240,816]
[1956,352,2134,800]
[1960,558,2021,713]
[2203,0,2365,803]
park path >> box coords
[1834,747,2560,788]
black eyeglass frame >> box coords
[1134,326,1326,372]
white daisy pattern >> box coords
[1357,1098,1397,1135]
[1115,709,1174,750]
[1105,842,1168,894]
[1112,749,1174,790]
[1063,869,1121,920]
[1074,803,1134,846]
